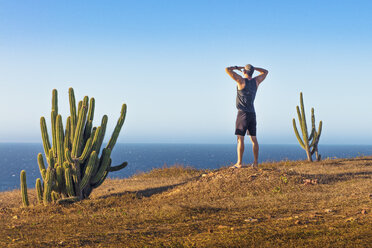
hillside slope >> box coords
[1,157,371,247]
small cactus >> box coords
[293,92,323,162]
[20,170,29,207]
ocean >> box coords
[1,143,371,192]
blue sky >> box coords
[0,0,371,144]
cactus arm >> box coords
[51,192,59,202]
[78,97,89,156]
[309,130,315,141]
[91,126,103,153]
[78,138,93,163]
[91,170,108,188]
[41,169,46,181]
[56,165,65,194]
[51,88,58,159]
[37,153,46,180]
[20,170,29,207]
[64,166,75,197]
[317,121,323,138]
[310,121,322,148]
[69,88,77,143]
[309,108,316,140]
[297,98,305,140]
[80,151,98,190]
[71,93,88,200]
[108,161,128,172]
[87,97,95,122]
[65,148,74,163]
[311,139,318,155]
[93,116,108,154]
[64,116,71,151]
[71,101,88,158]
[43,167,54,205]
[311,119,322,148]
[106,104,127,150]
[310,143,316,155]
[90,127,97,139]
[91,148,112,184]
[51,110,57,158]
[311,121,323,155]
[47,150,55,169]
[52,89,58,114]
[292,119,305,150]
[77,100,83,116]
[309,131,317,148]
[296,105,309,148]
[83,120,93,142]
[71,162,83,200]
[298,92,312,161]
[82,96,89,111]
[36,178,43,205]
[299,92,309,147]
[40,117,51,159]
[56,115,65,167]
[296,106,302,128]
[92,157,111,189]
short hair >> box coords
[244,64,254,77]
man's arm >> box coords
[225,66,244,84]
[253,67,269,87]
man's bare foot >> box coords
[251,163,258,169]
[230,164,242,169]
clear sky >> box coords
[0,0,371,144]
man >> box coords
[225,64,268,168]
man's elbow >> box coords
[225,67,231,73]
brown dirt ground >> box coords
[0,158,371,247]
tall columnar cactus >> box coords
[20,87,128,206]
[293,92,323,162]
[20,170,29,207]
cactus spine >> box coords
[293,92,323,162]
[20,87,128,206]
[20,170,29,207]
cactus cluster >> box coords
[293,92,322,162]
[21,88,127,205]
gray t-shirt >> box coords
[236,78,257,113]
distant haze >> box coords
[0,1,372,144]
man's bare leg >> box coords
[233,135,245,168]
[250,136,259,167]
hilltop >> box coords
[0,157,371,247]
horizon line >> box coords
[1,142,372,146]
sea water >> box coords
[0,143,371,191]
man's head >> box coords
[243,64,255,78]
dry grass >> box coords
[0,159,371,247]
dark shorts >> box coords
[235,110,257,136]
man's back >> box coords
[236,78,257,113]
